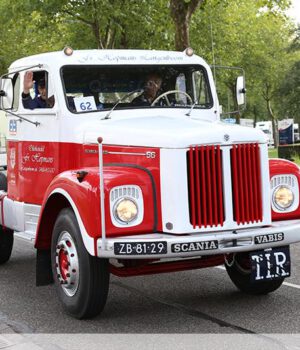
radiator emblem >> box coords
[224,134,230,142]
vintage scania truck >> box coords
[0,48,299,319]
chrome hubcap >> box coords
[55,231,79,297]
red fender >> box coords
[269,159,300,221]
[35,166,159,251]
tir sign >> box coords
[250,246,290,282]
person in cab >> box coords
[22,71,54,109]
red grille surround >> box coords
[187,145,224,228]
[231,143,262,225]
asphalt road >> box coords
[1,237,300,348]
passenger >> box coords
[22,71,54,109]
[131,73,164,106]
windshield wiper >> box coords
[102,88,144,120]
[185,102,197,116]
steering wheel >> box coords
[151,90,193,107]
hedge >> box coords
[278,144,300,161]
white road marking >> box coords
[282,281,300,289]
[215,265,300,289]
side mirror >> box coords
[0,78,14,110]
[236,76,246,106]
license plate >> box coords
[250,246,290,282]
[114,241,167,255]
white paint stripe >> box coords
[214,265,300,289]
[282,281,300,289]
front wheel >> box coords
[0,226,14,264]
[225,252,284,295]
[51,208,110,319]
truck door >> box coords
[6,69,60,205]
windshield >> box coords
[61,65,213,113]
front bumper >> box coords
[97,219,300,259]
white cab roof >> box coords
[9,49,210,72]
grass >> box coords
[268,148,300,166]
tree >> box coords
[189,0,296,143]
[26,0,171,50]
[170,0,204,51]
[277,61,300,122]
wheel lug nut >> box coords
[72,269,76,273]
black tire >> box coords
[225,252,284,295]
[0,226,14,264]
[0,172,7,192]
[51,208,110,319]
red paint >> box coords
[195,146,201,227]
[231,144,262,225]
[252,145,259,221]
[189,147,196,228]
[206,146,212,226]
[216,146,224,225]
[187,146,224,228]
[201,147,207,228]
[247,144,254,222]
[6,140,162,246]
[109,255,225,277]
[211,146,218,225]
[255,144,263,221]
[35,165,158,249]
[269,159,300,221]
[59,250,69,280]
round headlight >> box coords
[273,185,294,210]
[114,198,138,224]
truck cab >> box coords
[0,48,300,319]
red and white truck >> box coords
[0,48,299,319]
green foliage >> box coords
[278,144,300,164]
[277,60,300,122]
[0,0,298,127]
[190,0,297,121]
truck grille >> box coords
[187,143,263,229]
[231,143,262,225]
[187,145,224,228]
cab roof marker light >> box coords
[63,46,73,56]
[185,47,194,57]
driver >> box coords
[132,73,164,106]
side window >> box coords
[22,70,55,110]
[12,74,20,111]
[193,70,211,105]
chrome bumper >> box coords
[96,219,300,259]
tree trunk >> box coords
[170,0,204,51]
[267,99,278,148]
[253,106,258,128]
[92,22,103,49]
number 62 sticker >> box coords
[74,96,97,112]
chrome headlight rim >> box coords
[272,185,294,211]
[113,197,139,225]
